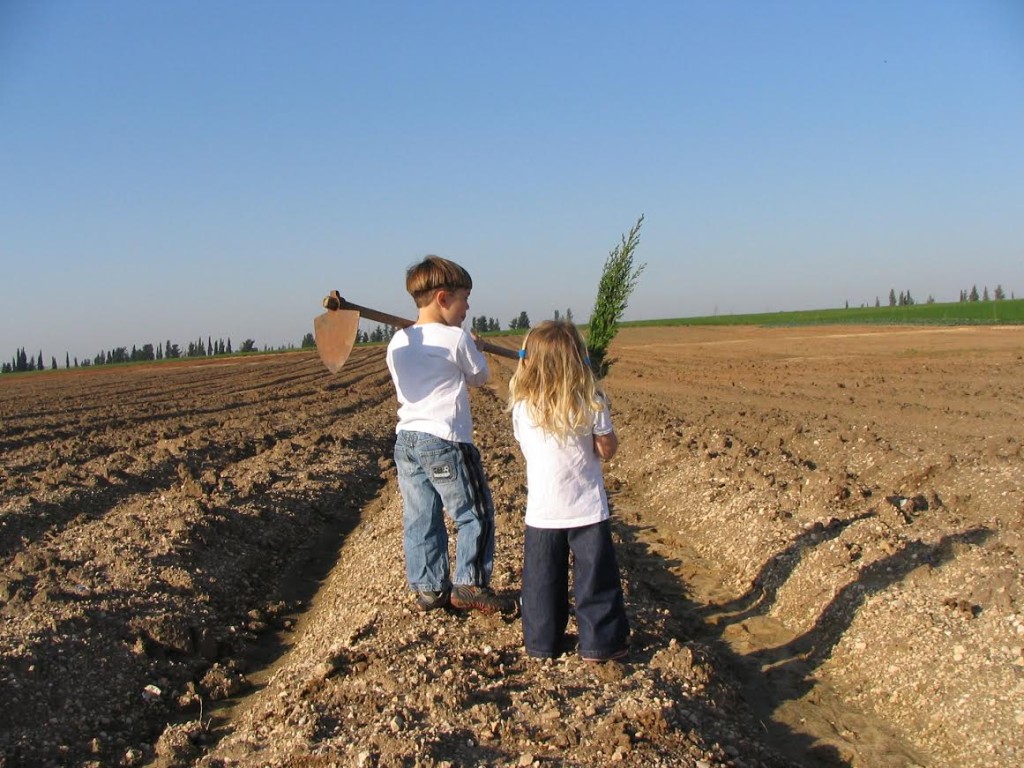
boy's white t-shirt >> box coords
[386,323,489,444]
[512,399,614,529]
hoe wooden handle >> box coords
[475,339,520,360]
[323,291,519,360]
[324,292,413,329]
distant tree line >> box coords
[4,281,1013,375]
[857,283,1014,309]
[957,284,1009,303]
[3,336,260,374]
[8,307,574,374]
[472,316,502,333]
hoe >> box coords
[314,290,518,373]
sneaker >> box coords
[415,587,450,612]
[449,585,515,615]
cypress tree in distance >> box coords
[586,215,646,379]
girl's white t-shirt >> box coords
[511,399,614,529]
[386,324,489,443]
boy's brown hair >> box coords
[406,256,473,308]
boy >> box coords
[386,256,513,614]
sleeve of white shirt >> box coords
[512,402,523,442]
[457,330,489,387]
[593,396,614,436]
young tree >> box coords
[983,286,990,301]
[586,215,646,378]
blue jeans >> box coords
[394,430,495,592]
[523,520,630,659]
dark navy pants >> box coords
[522,520,629,659]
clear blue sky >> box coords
[2,1,1022,363]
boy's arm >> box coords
[460,331,490,386]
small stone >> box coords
[142,684,162,701]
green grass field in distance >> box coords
[619,298,1024,328]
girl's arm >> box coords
[593,392,617,460]
[594,430,618,461]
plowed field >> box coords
[1,325,1022,768]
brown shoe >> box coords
[581,647,629,663]
[415,587,451,612]
[449,585,515,615]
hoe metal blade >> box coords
[313,308,360,373]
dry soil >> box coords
[1,324,1022,768]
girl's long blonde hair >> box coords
[507,320,606,440]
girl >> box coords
[508,320,629,661]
